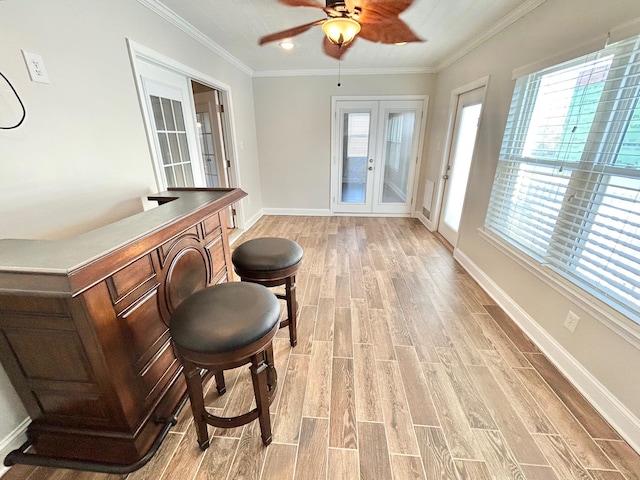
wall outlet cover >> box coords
[22,50,50,84]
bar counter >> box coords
[0,187,246,472]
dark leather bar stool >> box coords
[232,237,303,347]
[170,282,280,449]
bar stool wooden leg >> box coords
[285,275,298,347]
[214,371,226,395]
[250,353,273,446]
[184,360,210,450]
[265,344,277,399]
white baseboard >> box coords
[0,418,29,477]
[262,208,331,216]
[454,248,640,455]
[416,212,435,231]
[243,208,263,231]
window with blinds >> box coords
[484,34,640,324]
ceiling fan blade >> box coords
[278,0,325,8]
[322,36,356,60]
[359,18,422,44]
[351,0,415,22]
[259,19,326,45]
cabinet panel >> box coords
[5,329,93,383]
[107,254,156,304]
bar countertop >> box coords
[0,188,246,295]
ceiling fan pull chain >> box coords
[337,57,341,87]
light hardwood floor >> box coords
[4,216,640,480]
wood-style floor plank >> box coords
[468,364,548,466]
[436,348,497,431]
[423,362,481,460]
[302,340,332,418]
[394,345,439,427]
[472,429,526,480]
[327,448,359,480]
[596,439,640,480]
[376,360,420,455]
[532,434,593,480]
[127,432,182,480]
[519,464,561,480]
[525,352,622,441]
[226,421,268,480]
[454,460,493,480]
[350,297,371,344]
[415,426,459,480]
[329,357,358,449]
[588,470,627,480]
[391,455,426,480]
[294,418,329,480]
[333,307,353,358]
[357,422,394,480]
[193,437,239,480]
[353,343,384,422]
[480,350,557,435]
[273,354,310,444]
[261,444,296,480]
[517,368,614,470]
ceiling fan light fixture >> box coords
[279,40,295,50]
[322,17,361,46]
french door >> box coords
[331,98,426,214]
[137,59,204,189]
[194,90,231,188]
[437,86,485,245]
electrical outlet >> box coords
[22,50,50,84]
[563,311,580,333]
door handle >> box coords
[368,166,373,171]
[442,174,449,180]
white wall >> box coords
[252,73,437,212]
[0,0,262,466]
[424,0,640,447]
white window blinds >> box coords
[485,34,640,323]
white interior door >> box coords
[332,98,425,215]
[438,87,485,245]
[137,60,204,189]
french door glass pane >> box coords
[150,95,194,188]
[340,112,370,203]
[381,111,415,203]
[196,111,220,187]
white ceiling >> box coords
[146,0,546,75]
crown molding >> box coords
[435,0,547,71]
[254,66,437,77]
[137,0,545,78]
[136,0,254,76]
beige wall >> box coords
[425,0,640,431]
[0,0,263,459]
[252,73,437,211]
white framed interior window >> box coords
[484,34,640,327]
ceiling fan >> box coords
[259,0,423,60]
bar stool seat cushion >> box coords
[170,282,280,354]
[232,237,303,272]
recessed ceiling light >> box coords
[395,42,408,46]
[279,41,295,50]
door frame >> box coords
[330,95,428,216]
[127,40,245,228]
[431,77,490,242]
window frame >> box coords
[483,35,640,343]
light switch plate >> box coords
[22,50,50,84]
